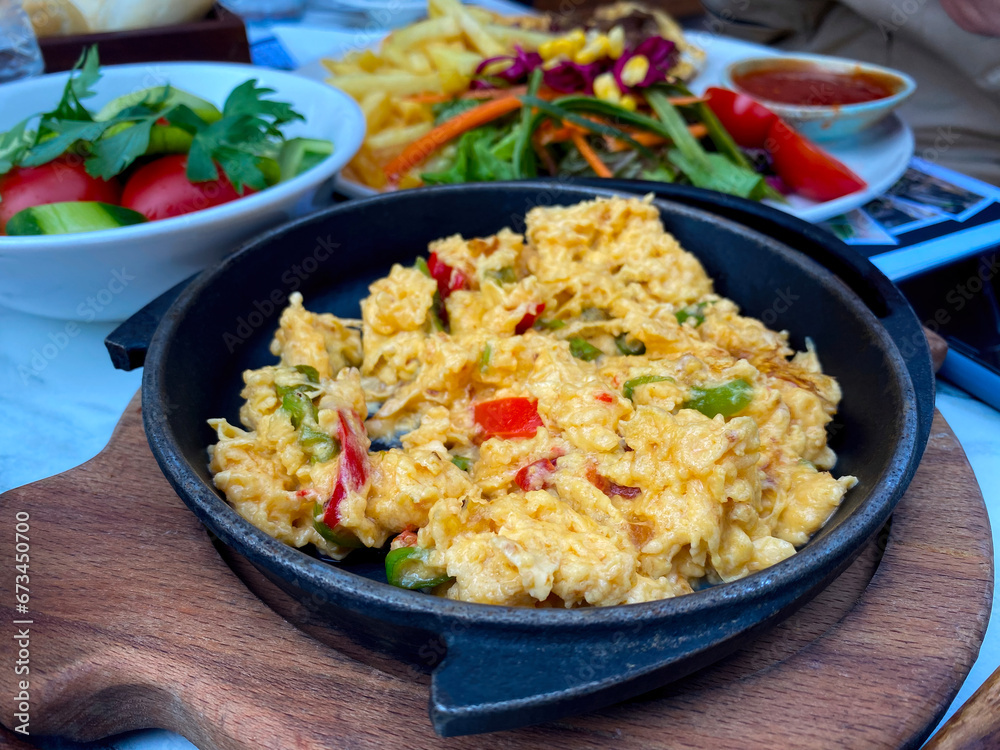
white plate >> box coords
[682,30,914,222]
[299,28,913,223]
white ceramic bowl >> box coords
[725,54,916,142]
[0,62,365,321]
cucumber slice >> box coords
[6,202,147,236]
[95,86,222,124]
[278,137,334,181]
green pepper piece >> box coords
[570,337,602,361]
[479,342,492,372]
[428,289,446,333]
[614,333,646,356]
[415,256,431,276]
[484,266,517,285]
[294,364,320,383]
[675,302,708,327]
[385,546,452,589]
[536,318,566,330]
[281,389,318,429]
[623,374,675,401]
[300,424,340,463]
[311,502,362,548]
[451,455,473,471]
[683,378,754,418]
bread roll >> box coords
[21,0,89,37]
[85,0,215,32]
[22,0,215,36]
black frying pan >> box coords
[107,181,933,736]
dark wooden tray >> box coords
[39,4,251,72]
[0,397,992,748]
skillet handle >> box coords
[104,276,195,371]
[428,610,754,737]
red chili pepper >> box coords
[595,392,614,403]
[515,458,557,491]
[515,302,545,335]
[474,397,544,440]
[766,119,866,202]
[428,252,469,299]
[704,86,777,149]
[322,409,371,528]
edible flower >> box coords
[612,37,677,92]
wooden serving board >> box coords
[0,396,992,749]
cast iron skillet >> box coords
[107,181,933,737]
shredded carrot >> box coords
[407,87,526,104]
[666,95,708,106]
[570,131,613,178]
[604,124,707,152]
[383,95,525,181]
[532,137,559,175]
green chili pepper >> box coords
[294,364,320,383]
[683,378,754,418]
[451,455,473,471]
[384,546,452,589]
[536,318,566,330]
[569,337,602,361]
[428,290,446,333]
[675,302,708,327]
[415,256,431,276]
[580,306,609,321]
[614,333,646,356]
[623,374,675,401]
[479,342,492,372]
[484,266,517,285]
[300,424,340,463]
[311,503,361,548]
[281,389,318,429]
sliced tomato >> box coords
[121,154,254,221]
[515,302,545,335]
[427,252,469,299]
[474,397,543,440]
[0,157,120,234]
[704,86,778,149]
[514,458,557,491]
[766,119,867,202]
[322,409,371,529]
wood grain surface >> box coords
[0,397,991,750]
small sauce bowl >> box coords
[725,54,916,141]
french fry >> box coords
[367,122,434,151]
[457,10,505,57]
[407,50,433,74]
[360,91,393,133]
[389,15,460,50]
[485,23,557,49]
[327,72,443,98]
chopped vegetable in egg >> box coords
[208,195,856,607]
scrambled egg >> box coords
[208,195,856,608]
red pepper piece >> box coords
[428,252,469,299]
[587,465,640,498]
[515,302,545,335]
[766,119,866,202]
[704,86,778,149]
[515,458,557,491]
[595,392,614,403]
[322,409,371,528]
[474,397,544,440]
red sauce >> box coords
[733,62,898,106]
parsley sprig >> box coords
[0,46,304,193]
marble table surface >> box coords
[1,299,997,749]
